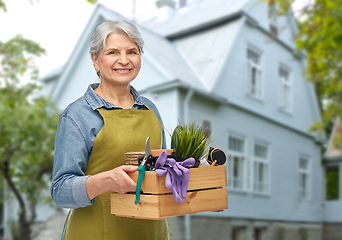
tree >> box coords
[0,35,60,240]
[267,0,342,141]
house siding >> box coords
[140,88,180,148]
[185,96,322,222]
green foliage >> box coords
[0,85,59,202]
[0,35,59,239]
[0,0,7,12]
[0,35,45,86]
[267,0,342,138]
[170,122,211,162]
[8,219,21,240]
[326,168,339,200]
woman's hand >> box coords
[86,165,138,200]
[106,165,138,194]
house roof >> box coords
[134,24,206,91]
[140,0,251,38]
[173,17,243,91]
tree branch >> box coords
[0,159,27,223]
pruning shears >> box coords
[135,137,152,204]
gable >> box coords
[212,18,322,138]
[244,0,298,49]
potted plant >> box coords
[170,122,212,167]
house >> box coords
[39,0,337,239]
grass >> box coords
[170,122,211,162]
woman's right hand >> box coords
[86,165,138,200]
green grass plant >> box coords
[170,122,211,162]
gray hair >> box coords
[89,20,144,56]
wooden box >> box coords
[111,165,228,220]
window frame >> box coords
[252,142,270,195]
[279,66,292,113]
[298,155,311,201]
[227,134,248,191]
[247,47,263,100]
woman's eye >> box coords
[109,51,116,54]
[129,51,136,54]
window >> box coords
[253,143,269,194]
[232,227,246,240]
[275,228,285,240]
[279,67,291,112]
[247,48,262,99]
[297,229,308,240]
[228,135,246,190]
[268,5,278,37]
[299,157,310,200]
[254,228,265,240]
[202,119,212,137]
[326,166,339,200]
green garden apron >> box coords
[63,107,169,240]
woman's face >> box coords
[92,31,141,87]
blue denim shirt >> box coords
[51,83,166,209]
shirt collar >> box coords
[84,83,149,110]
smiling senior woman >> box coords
[51,20,169,240]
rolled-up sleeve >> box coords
[51,115,96,209]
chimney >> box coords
[155,0,176,21]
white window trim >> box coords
[227,134,248,192]
[279,66,292,113]
[298,155,311,201]
[247,47,263,100]
[251,142,270,195]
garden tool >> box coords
[135,137,153,204]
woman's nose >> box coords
[118,54,129,65]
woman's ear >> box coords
[91,53,99,72]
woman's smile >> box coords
[114,68,132,74]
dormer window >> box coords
[268,5,278,37]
